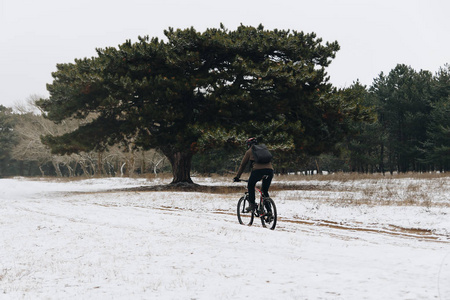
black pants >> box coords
[248,169,274,208]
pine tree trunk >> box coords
[97,152,106,176]
[52,160,63,177]
[39,166,45,177]
[163,149,194,184]
[79,161,89,177]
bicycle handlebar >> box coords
[234,174,269,183]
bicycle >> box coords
[235,178,277,230]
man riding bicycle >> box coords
[234,138,274,214]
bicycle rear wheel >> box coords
[260,197,277,230]
[237,196,254,226]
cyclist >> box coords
[234,137,274,214]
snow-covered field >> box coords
[1,175,450,299]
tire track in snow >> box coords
[157,206,450,243]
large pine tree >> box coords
[38,24,368,183]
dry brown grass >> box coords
[14,171,450,183]
[269,173,450,208]
[13,173,450,208]
[275,172,450,182]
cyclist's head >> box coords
[246,137,257,149]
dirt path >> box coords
[148,204,450,243]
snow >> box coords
[1,176,450,299]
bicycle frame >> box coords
[240,180,265,217]
[236,178,277,230]
[245,187,264,217]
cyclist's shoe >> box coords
[245,203,256,213]
[265,212,274,223]
[257,206,265,216]
[245,202,258,212]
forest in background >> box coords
[1,24,449,180]
[1,62,449,178]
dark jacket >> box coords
[236,148,273,178]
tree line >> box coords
[0,102,171,177]
[1,25,448,180]
[199,63,450,175]
[339,64,450,174]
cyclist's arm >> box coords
[235,149,251,179]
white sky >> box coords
[1,0,449,108]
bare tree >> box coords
[11,97,169,177]
[12,98,82,176]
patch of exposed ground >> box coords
[114,182,339,194]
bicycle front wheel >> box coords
[237,196,254,226]
[260,197,277,230]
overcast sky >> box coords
[1,0,449,108]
